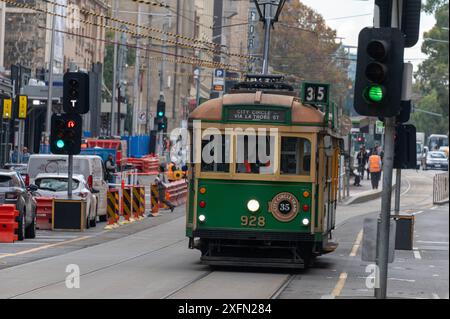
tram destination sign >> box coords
[225,107,287,123]
[301,82,330,106]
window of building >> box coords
[280,137,311,176]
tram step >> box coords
[323,242,339,254]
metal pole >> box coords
[394,168,401,214]
[0,1,5,71]
[45,6,57,141]
[117,85,121,135]
[132,4,142,135]
[68,154,73,198]
[145,16,153,133]
[172,0,180,127]
[262,4,273,75]
[375,116,396,299]
[110,0,119,136]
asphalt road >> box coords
[0,169,447,299]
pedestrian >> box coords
[10,146,20,163]
[105,154,116,184]
[356,146,368,180]
[156,165,175,212]
[368,150,382,190]
[21,147,31,164]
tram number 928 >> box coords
[241,216,266,228]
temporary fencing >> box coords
[0,205,19,243]
[433,172,449,204]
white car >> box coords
[32,173,98,228]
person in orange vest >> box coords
[368,149,382,190]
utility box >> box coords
[394,215,415,250]
[362,218,396,263]
[52,199,86,231]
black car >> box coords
[0,170,37,240]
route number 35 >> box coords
[302,83,329,105]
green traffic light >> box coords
[56,140,65,149]
[158,111,164,117]
[366,85,384,103]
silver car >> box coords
[422,151,449,170]
[0,170,37,240]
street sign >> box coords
[2,98,12,119]
[376,120,385,134]
[18,95,28,119]
[213,68,225,92]
[138,111,147,124]
[301,82,330,106]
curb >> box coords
[342,184,397,206]
[433,198,449,205]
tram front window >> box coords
[236,135,275,174]
[201,134,230,172]
[280,137,311,176]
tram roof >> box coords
[189,92,325,125]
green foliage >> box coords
[269,1,351,107]
[413,0,449,135]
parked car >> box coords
[27,155,108,222]
[32,173,98,228]
[3,163,29,182]
[0,169,37,240]
[422,151,449,171]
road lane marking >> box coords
[388,278,416,283]
[0,236,91,260]
[330,272,348,298]
[400,177,412,196]
[413,248,422,260]
[431,206,437,210]
[417,241,448,245]
[413,211,424,215]
[432,293,440,299]
[349,230,363,257]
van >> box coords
[27,155,108,221]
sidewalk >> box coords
[341,173,387,205]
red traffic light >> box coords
[67,120,76,128]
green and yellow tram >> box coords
[185,77,343,268]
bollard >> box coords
[114,191,120,224]
[139,186,146,219]
[132,186,141,220]
[150,184,159,217]
[105,190,119,230]
[122,187,133,224]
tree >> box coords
[413,0,449,135]
[267,1,351,108]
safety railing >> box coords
[433,172,449,205]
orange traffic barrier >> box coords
[0,205,19,243]
[165,180,188,206]
[35,197,53,230]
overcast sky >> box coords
[300,0,436,70]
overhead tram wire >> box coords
[40,0,222,48]
[2,0,256,63]
[36,25,244,73]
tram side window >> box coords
[236,135,275,174]
[280,137,311,176]
[201,134,230,173]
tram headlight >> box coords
[198,215,206,223]
[302,218,310,226]
[247,199,260,212]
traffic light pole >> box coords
[375,116,396,299]
[394,168,401,214]
[68,154,73,198]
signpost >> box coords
[213,68,225,94]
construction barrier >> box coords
[132,186,145,220]
[150,184,160,217]
[166,180,188,206]
[139,186,146,218]
[122,187,133,224]
[0,205,19,243]
[105,189,120,230]
[35,197,53,230]
[433,172,449,204]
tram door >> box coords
[322,136,337,236]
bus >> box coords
[185,75,344,269]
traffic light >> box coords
[156,100,166,119]
[394,124,417,169]
[50,113,83,155]
[157,116,168,132]
[354,27,405,117]
[63,72,90,114]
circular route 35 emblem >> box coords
[269,192,299,222]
